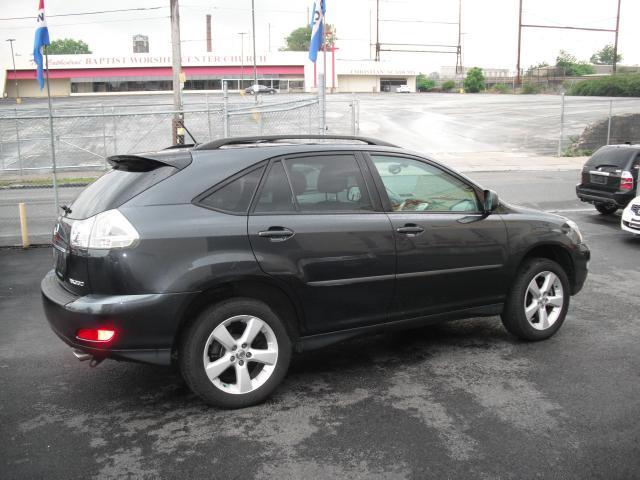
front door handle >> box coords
[396,224,424,235]
[258,227,295,241]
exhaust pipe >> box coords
[72,349,92,361]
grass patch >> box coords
[0,176,97,188]
[562,147,593,157]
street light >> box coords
[238,32,247,92]
[6,38,21,104]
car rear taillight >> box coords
[76,328,116,342]
[620,171,634,191]
[70,209,139,249]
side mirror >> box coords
[483,189,499,213]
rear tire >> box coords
[595,203,617,215]
[501,258,570,341]
[179,298,291,409]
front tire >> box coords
[501,258,570,341]
[595,203,617,215]
[179,298,291,408]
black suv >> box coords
[576,144,640,214]
[42,135,590,408]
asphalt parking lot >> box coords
[1,170,639,479]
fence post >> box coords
[14,109,23,176]
[557,93,565,157]
[318,75,326,134]
[350,94,356,136]
[0,127,4,170]
[606,100,613,145]
[112,106,118,154]
[101,104,108,169]
[205,92,213,141]
[223,81,229,137]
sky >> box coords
[1,0,638,74]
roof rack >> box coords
[194,135,398,150]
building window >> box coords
[380,78,407,92]
[133,35,149,53]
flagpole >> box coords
[320,7,327,134]
[43,45,59,213]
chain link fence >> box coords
[559,96,640,156]
[0,96,360,175]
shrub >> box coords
[491,83,510,94]
[416,74,436,92]
[463,67,485,93]
[521,82,540,94]
[442,80,455,92]
[568,74,640,97]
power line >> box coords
[3,16,169,31]
[0,6,165,21]
[379,19,459,25]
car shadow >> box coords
[62,317,515,407]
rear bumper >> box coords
[41,270,198,365]
[571,243,590,295]
[575,185,632,208]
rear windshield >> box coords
[586,148,638,169]
[68,165,175,219]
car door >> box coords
[247,152,396,335]
[366,152,509,320]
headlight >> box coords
[563,219,583,244]
[70,209,139,249]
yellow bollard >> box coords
[18,202,29,249]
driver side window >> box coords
[371,155,480,213]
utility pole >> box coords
[238,32,247,90]
[612,0,622,74]
[455,0,463,81]
[268,23,271,53]
[170,0,184,145]
[206,14,212,52]
[251,0,258,102]
[6,39,20,103]
[516,0,523,85]
[517,0,620,83]
[375,0,380,61]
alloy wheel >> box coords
[202,315,278,395]
[523,271,564,330]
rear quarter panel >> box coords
[86,204,263,295]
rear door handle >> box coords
[258,227,295,241]
[396,224,424,235]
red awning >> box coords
[7,65,304,80]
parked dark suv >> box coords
[42,135,590,408]
[576,144,640,214]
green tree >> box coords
[281,24,335,51]
[555,50,595,76]
[47,38,92,55]
[463,67,485,93]
[590,44,622,65]
[416,74,436,92]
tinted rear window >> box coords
[586,148,638,169]
[68,165,175,219]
